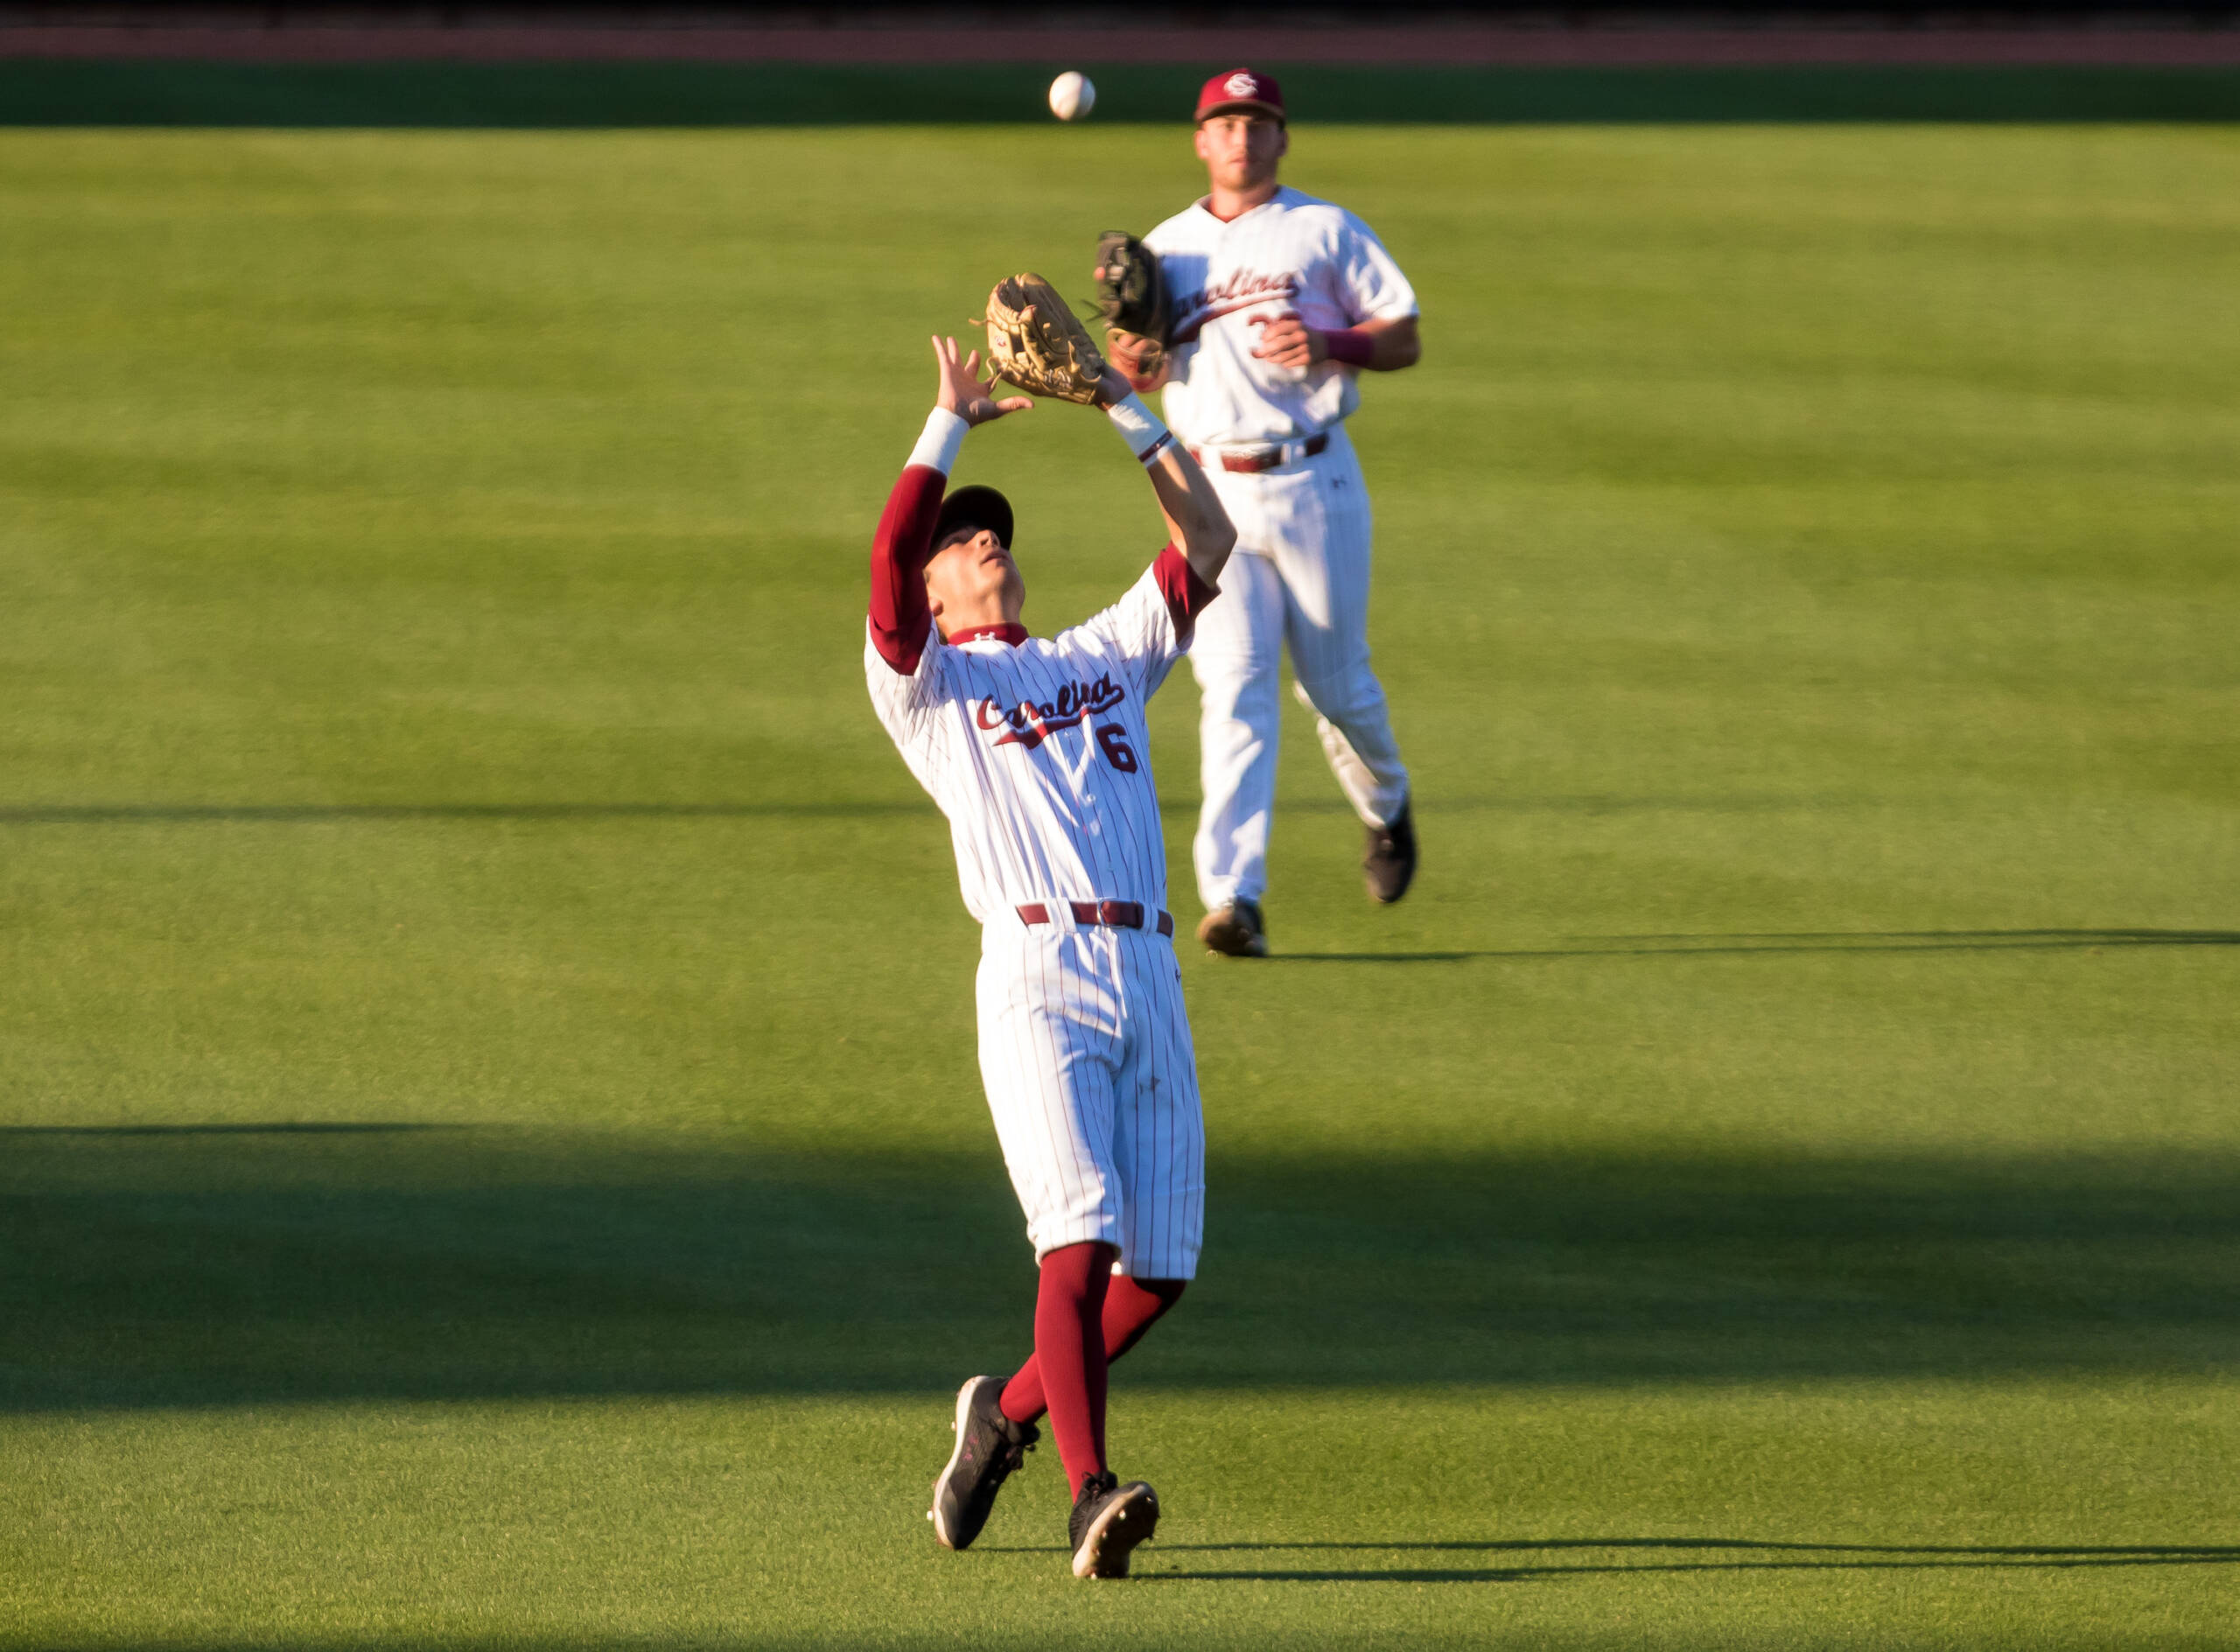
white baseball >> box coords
[1048,71,1096,122]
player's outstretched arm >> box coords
[867,339,1034,676]
[1091,363,1236,591]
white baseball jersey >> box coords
[864,430,1214,1278]
[864,472,1208,925]
[1145,185,1418,448]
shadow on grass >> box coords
[1266,929,2240,962]
[0,802,934,825]
[1138,1536,2240,1584]
[4,1128,2236,1412]
[0,792,1866,826]
[5,1123,457,1137]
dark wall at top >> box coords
[8,60,2238,125]
[25,0,2240,18]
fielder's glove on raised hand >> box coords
[983,274,1109,406]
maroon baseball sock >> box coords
[1000,1270,1187,1434]
[1000,1242,1116,1495]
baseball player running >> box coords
[1105,67,1424,958]
[867,328,1236,1578]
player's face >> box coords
[1194,113,1287,192]
[926,526,1025,626]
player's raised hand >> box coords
[932,335,1032,427]
[1249,312,1324,371]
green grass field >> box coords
[3,122,2236,1648]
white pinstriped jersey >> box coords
[864,439,1213,1279]
[865,563,1194,925]
[1144,185,1418,448]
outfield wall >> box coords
[4,60,2240,122]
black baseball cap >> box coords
[934,485,1014,550]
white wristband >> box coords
[1105,394,1173,466]
[907,407,970,476]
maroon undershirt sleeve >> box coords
[1322,326,1377,368]
[868,464,946,676]
[1152,543,1221,648]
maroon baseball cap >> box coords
[1194,66,1285,124]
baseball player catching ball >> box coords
[1104,68,1424,958]
[866,327,1236,1578]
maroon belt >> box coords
[1018,900,1175,937]
[1194,432,1328,475]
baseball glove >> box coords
[1092,230,1170,382]
[982,273,1108,405]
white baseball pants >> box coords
[1189,424,1410,912]
[976,912,1206,1280]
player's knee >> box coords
[1042,1240,1122,1292]
[1293,671,1381,725]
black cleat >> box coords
[930,1376,1038,1550]
[1068,1471,1160,1579]
[1362,802,1417,904]
[1196,900,1269,958]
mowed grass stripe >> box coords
[6,1388,2238,1648]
